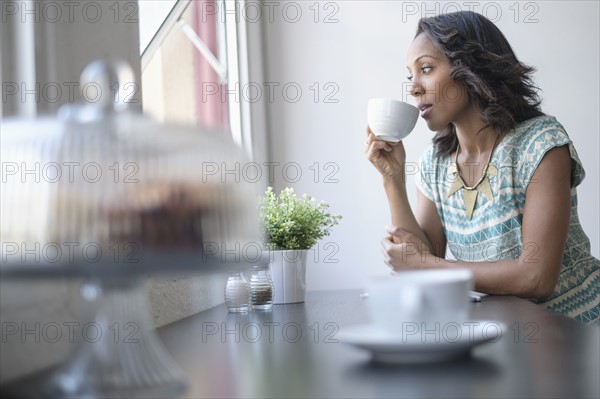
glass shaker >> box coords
[224,272,251,313]
[249,265,274,310]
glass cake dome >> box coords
[0,60,264,397]
[1,59,261,274]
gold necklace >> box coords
[447,136,499,220]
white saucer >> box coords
[338,320,505,364]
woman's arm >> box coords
[415,189,447,258]
[383,145,572,298]
[366,128,434,252]
[383,176,435,252]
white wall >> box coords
[261,1,600,290]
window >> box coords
[139,0,242,143]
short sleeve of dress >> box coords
[517,117,586,192]
[415,145,437,203]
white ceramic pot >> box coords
[265,250,308,304]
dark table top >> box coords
[157,290,600,398]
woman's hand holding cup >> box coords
[365,98,419,180]
[365,128,407,179]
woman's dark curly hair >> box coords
[416,11,544,157]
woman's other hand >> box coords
[365,127,406,180]
[381,225,435,271]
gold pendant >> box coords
[463,189,478,220]
[479,178,493,202]
[447,162,497,220]
[447,164,463,198]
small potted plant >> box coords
[258,186,342,304]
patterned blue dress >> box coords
[415,115,599,324]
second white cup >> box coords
[365,269,474,333]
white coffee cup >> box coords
[365,269,474,333]
[367,98,419,142]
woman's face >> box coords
[406,33,470,131]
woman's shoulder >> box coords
[502,115,571,151]
[419,141,438,164]
[515,115,565,137]
[506,115,585,189]
[418,142,453,174]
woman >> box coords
[366,11,599,324]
